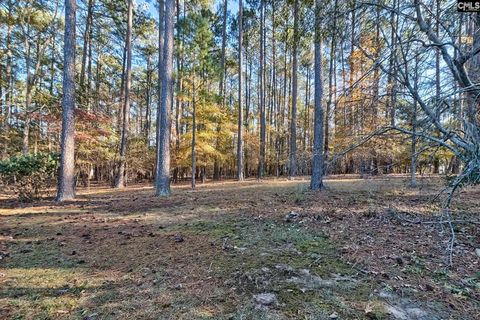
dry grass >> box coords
[0,175,479,319]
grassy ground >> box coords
[0,176,479,319]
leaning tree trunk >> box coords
[310,0,324,190]
[56,0,77,202]
[115,0,133,189]
[155,0,174,196]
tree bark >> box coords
[80,0,94,102]
[289,0,299,179]
[259,0,266,179]
[237,0,244,181]
[191,71,196,189]
[432,0,441,174]
[214,0,228,181]
[388,0,398,127]
[219,0,228,106]
[145,55,152,141]
[311,0,324,190]
[155,0,164,183]
[22,31,33,155]
[174,0,182,181]
[56,0,77,202]
[115,0,133,188]
[155,0,174,196]
[2,0,13,159]
[325,0,337,161]
[411,58,418,187]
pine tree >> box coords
[56,0,77,202]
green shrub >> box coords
[0,153,59,201]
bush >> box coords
[0,153,59,201]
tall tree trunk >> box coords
[56,0,76,202]
[156,0,174,196]
[465,14,480,126]
[22,29,32,155]
[191,71,196,189]
[325,0,337,161]
[219,0,228,108]
[49,31,56,95]
[311,0,324,190]
[80,0,94,103]
[22,39,42,155]
[349,0,357,136]
[173,0,181,182]
[388,0,398,127]
[272,2,280,177]
[244,46,251,177]
[2,1,13,159]
[0,65,2,112]
[145,55,152,141]
[155,0,164,182]
[303,65,310,153]
[289,0,299,179]
[214,0,228,180]
[86,19,93,111]
[385,0,398,173]
[237,0,244,181]
[282,43,288,133]
[95,45,102,111]
[411,58,418,187]
[115,0,133,188]
[432,0,441,174]
[117,42,127,130]
[259,0,266,179]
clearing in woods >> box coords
[0,176,479,319]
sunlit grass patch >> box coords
[1,268,96,319]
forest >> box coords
[0,0,479,319]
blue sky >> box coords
[139,0,239,21]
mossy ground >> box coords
[0,176,479,319]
